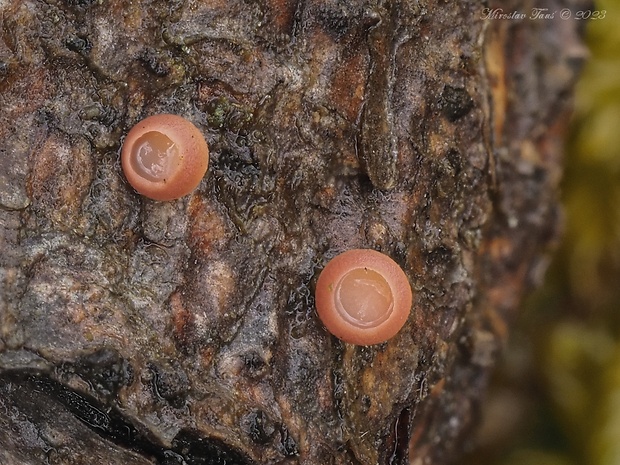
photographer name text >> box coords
[481,8,606,20]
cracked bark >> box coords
[0,0,588,464]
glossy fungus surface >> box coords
[121,114,209,201]
[315,249,413,345]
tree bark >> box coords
[0,0,588,464]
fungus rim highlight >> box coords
[334,267,394,328]
[130,131,181,183]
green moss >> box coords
[205,96,253,132]
[469,1,620,464]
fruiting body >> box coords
[121,114,209,201]
[315,249,413,345]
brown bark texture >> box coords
[0,0,588,464]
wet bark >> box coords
[0,0,588,464]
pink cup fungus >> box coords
[121,114,209,201]
[315,249,413,345]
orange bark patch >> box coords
[328,52,368,123]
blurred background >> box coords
[465,1,620,464]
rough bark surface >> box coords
[0,0,588,464]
